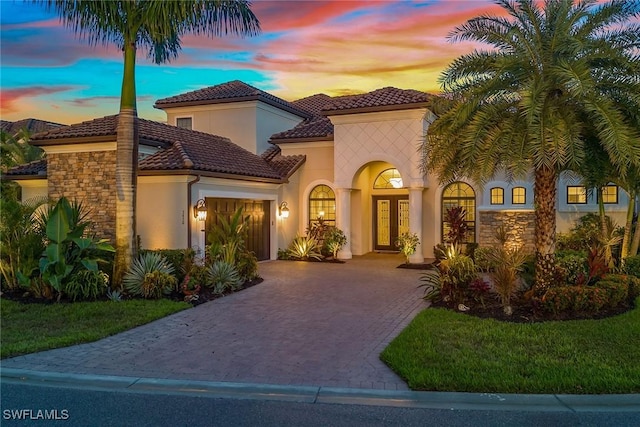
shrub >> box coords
[323,227,347,259]
[628,276,640,300]
[236,251,258,281]
[141,249,194,285]
[597,275,629,308]
[437,246,477,304]
[64,270,109,301]
[287,234,322,261]
[444,206,468,245]
[395,232,420,264]
[123,252,177,299]
[556,251,587,285]
[207,260,241,294]
[469,277,491,307]
[623,255,640,278]
[541,286,608,315]
[473,246,496,272]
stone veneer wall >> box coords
[47,151,117,242]
[478,210,535,253]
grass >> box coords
[380,298,640,394]
[1,298,190,359]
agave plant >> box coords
[287,234,322,261]
[207,260,241,295]
[123,252,176,299]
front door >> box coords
[373,196,409,251]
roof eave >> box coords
[270,135,334,144]
[2,174,47,181]
[155,96,312,119]
[30,135,172,149]
[139,168,285,184]
[322,102,429,116]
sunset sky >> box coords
[0,0,507,125]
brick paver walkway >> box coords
[2,253,428,390]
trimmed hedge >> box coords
[623,255,640,278]
[541,274,635,316]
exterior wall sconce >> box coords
[194,199,207,221]
[279,201,290,219]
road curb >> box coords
[2,368,639,412]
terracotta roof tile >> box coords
[21,114,305,182]
[154,80,311,119]
[267,154,306,179]
[4,159,47,177]
[322,87,431,113]
[1,118,64,136]
[291,94,334,116]
[270,116,333,141]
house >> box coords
[5,80,630,261]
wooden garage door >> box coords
[205,198,270,261]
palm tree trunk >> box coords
[113,41,139,287]
[630,193,639,256]
[621,191,634,261]
[533,165,557,297]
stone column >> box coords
[409,187,424,263]
[336,187,352,259]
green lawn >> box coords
[381,298,640,394]
[1,298,190,359]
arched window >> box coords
[309,185,336,227]
[373,168,403,189]
[442,182,476,243]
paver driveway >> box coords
[2,253,428,390]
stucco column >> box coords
[336,187,352,259]
[409,187,424,263]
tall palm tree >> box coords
[423,0,639,296]
[37,1,260,285]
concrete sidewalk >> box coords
[2,253,427,390]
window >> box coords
[176,117,192,130]
[309,185,336,227]
[373,168,403,189]
[490,187,504,205]
[567,186,587,204]
[442,182,476,244]
[601,185,618,204]
[512,187,526,204]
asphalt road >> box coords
[2,381,640,427]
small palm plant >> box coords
[395,232,420,264]
[123,252,177,299]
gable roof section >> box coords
[18,115,303,183]
[1,118,64,136]
[271,87,433,143]
[3,159,47,179]
[154,80,312,119]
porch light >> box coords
[194,199,207,221]
[279,201,290,219]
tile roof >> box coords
[154,80,312,119]
[271,87,433,142]
[3,159,47,177]
[322,87,431,114]
[20,114,304,182]
[1,118,64,136]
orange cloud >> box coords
[1,86,74,114]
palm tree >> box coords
[37,0,260,285]
[423,0,639,296]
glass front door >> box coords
[373,196,409,251]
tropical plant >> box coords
[38,197,114,298]
[0,129,44,172]
[0,197,46,290]
[123,252,177,299]
[422,0,640,297]
[38,0,261,287]
[395,232,420,264]
[106,287,123,302]
[324,227,347,259]
[489,245,528,315]
[473,246,496,272]
[207,206,257,281]
[287,234,323,261]
[443,206,468,246]
[428,244,477,304]
[64,269,109,301]
[207,260,241,295]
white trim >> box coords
[328,108,428,125]
[42,142,116,154]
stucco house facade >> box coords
[6,80,630,261]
